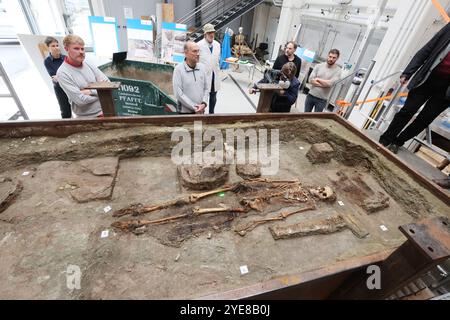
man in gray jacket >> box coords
[57,35,109,118]
[173,41,209,114]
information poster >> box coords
[161,22,187,63]
[295,47,316,63]
[126,19,154,61]
[88,16,120,58]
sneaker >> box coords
[388,144,400,154]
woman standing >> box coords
[43,36,72,118]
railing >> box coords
[343,60,376,119]
[354,70,403,126]
[188,0,255,36]
[272,0,283,6]
[155,0,242,46]
[0,62,29,120]
[176,0,218,25]
[374,83,405,130]
[182,0,246,31]
[325,67,368,113]
[359,71,403,111]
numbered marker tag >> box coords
[299,147,304,150]
[103,206,112,213]
[240,265,249,275]
[338,201,345,206]
[22,171,30,176]
[101,230,109,238]
[380,225,388,232]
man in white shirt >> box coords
[198,23,221,114]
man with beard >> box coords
[57,35,109,118]
[304,49,342,112]
[273,41,302,79]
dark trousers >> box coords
[380,73,450,146]
[209,73,217,114]
[209,91,217,114]
[54,84,72,118]
[270,95,291,113]
[304,94,327,112]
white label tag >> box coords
[380,225,388,231]
[240,265,249,275]
[299,147,304,150]
[104,17,116,23]
[338,201,345,206]
[101,230,109,238]
[22,171,30,176]
[123,7,133,19]
[142,20,151,25]
[103,206,112,213]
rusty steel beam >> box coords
[199,249,393,300]
[329,216,450,299]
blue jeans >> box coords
[304,94,327,112]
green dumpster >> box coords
[99,60,177,116]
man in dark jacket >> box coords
[273,41,302,79]
[43,36,71,118]
[379,23,450,153]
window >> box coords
[0,0,30,39]
[25,0,66,36]
[62,0,94,47]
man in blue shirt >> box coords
[43,36,71,118]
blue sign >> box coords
[295,47,316,63]
[88,16,120,57]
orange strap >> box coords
[431,0,450,22]
[336,92,408,108]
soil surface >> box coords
[0,119,448,299]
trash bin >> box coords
[99,60,177,116]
